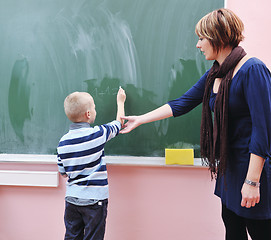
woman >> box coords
[120,8,271,240]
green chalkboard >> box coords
[0,0,224,156]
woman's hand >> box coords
[241,182,260,208]
[120,116,141,133]
[241,154,264,208]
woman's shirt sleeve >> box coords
[244,62,271,159]
[167,70,209,117]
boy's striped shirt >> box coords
[57,120,121,200]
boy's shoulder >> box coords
[58,123,92,145]
[59,120,121,143]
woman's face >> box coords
[196,37,217,61]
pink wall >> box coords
[106,166,223,240]
[0,163,65,240]
[227,0,271,68]
[0,163,224,240]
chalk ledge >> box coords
[0,154,204,167]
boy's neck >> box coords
[70,122,90,130]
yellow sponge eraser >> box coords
[165,148,194,165]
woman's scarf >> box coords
[200,46,247,178]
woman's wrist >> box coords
[244,179,260,187]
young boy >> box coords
[57,87,126,240]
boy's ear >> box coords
[85,110,91,119]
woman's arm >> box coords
[241,62,271,208]
[120,70,209,134]
[120,104,173,133]
[241,153,265,208]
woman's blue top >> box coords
[168,58,271,219]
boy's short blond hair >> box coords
[195,8,244,53]
[64,92,93,122]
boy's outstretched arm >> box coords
[116,87,126,126]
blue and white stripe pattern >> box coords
[57,120,121,200]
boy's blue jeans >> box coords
[64,199,108,240]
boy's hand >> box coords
[116,87,126,124]
[117,87,126,103]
